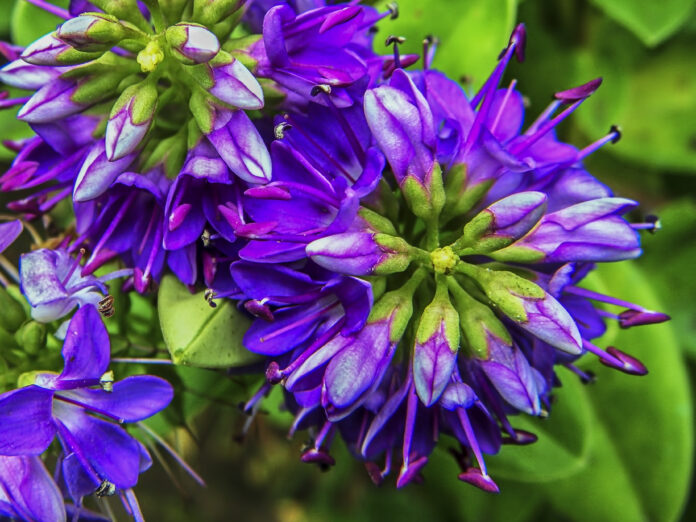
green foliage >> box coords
[589,0,694,46]
[10,0,69,46]
[158,275,260,368]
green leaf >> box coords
[10,0,70,46]
[158,275,260,368]
[589,0,694,47]
[0,94,33,162]
[636,199,696,358]
[573,22,696,173]
[552,262,693,521]
[374,0,518,90]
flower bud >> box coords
[166,23,220,65]
[457,263,582,354]
[0,60,61,90]
[491,197,641,263]
[454,192,548,254]
[307,232,412,276]
[413,282,460,406]
[73,141,136,202]
[106,80,158,160]
[20,33,103,66]
[57,13,126,52]
[15,321,47,356]
[207,52,264,110]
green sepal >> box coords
[428,162,446,217]
[401,169,443,222]
[113,79,158,125]
[448,277,511,359]
[14,321,47,356]
[189,89,216,134]
[0,286,27,332]
[159,0,189,21]
[373,234,412,275]
[88,0,151,30]
[158,275,261,368]
[0,327,21,353]
[416,279,459,353]
[457,263,545,323]
[141,125,189,178]
[5,285,31,318]
[70,70,126,105]
[357,207,398,235]
[58,12,127,52]
[490,244,546,263]
[365,276,387,302]
[54,45,104,66]
[368,271,425,342]
[442,163,493,222]
[211,8,244,41]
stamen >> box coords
[274,121,292,140]
[582,339,648,375]
[98,295,115,318]
[387,2,399,19]
[99,370,114,392]
[259,301,340,343]
[565,285,647,312]
[422,35,439,70]
[95,480,116,497]
[310,84,332,97]
[564,363,596,384]
[204,288,217,308]
[54,394,125,423]
[631,214,660,233]
[576,125,622,161]
[455,406,491,479]
[489,79,518,134]
[60,248,86,287]
[385,35,406,70]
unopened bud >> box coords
[57,13,126,52]
[166,23,220,65]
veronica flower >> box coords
[233,23,667,490]
[0,305,173,509]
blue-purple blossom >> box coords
[0,455,66,522]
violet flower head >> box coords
[229,22,669,491]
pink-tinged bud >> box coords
[166,23,220,65]
[618,309,670,328]
[17,78,87,124]
[73,141,136,202]
[307,232,412,276]
[56,13,126,52]
[209,53,264,110]
[20,33,103,66]
[105,81,158,160]
[413,281,459,406]
[0,60,62,90]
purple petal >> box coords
[0,455,66,522]
[555,77,602,103]
[59,376,173,423]
[207,109,272,183]
[0,386,56,455]
[0,220,22,254]
[55,406,142,489]
[413,323,458,406]
[481,341,541,415]
[210,59,264,110]
[73,142,136,202]
[58,304,110,382]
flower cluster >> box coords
[0,0,669,518]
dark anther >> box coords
[387,2,399,19]
[95,480,116,497]
[368,25,379,34]
[97,295,115,318]
[581,370,597,385]
[423,34,438,45]
[385,35,406,46]
[99,370,114,393]
[310,84,332,96]
[274,121,292,140]
[645,214,661,234]
[204,288,217,308]
[610,124,622,144]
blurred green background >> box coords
[2,0,696,520]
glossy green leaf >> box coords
[10,0,69,46]
[573,25,696,173]
[374,0,518,90]
[589,0,694,46]
[158,275,260,368]
[0,96,33,162]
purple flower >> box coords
[0,305,173,499]
[19,248,131,324]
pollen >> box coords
[430,246,458,274]
[137,40,164,72]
